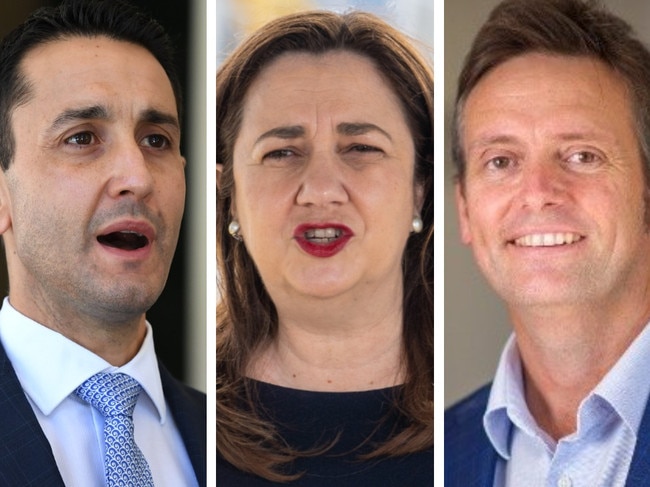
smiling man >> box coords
[445,1,650,486]
[0,1,205,486]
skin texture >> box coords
[456,53,650,438]
[226,51,421,391]
[0,36,185,365]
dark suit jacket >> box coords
[0,341,206,487]
[445,383,650,487]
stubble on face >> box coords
[2,36,185,331]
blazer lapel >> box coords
[446,384,499,487]
[159,362,207,487]
[0,342,64,486]
[625,395,650,486]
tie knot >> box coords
[76,372,143,418]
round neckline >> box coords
[245,377,403,395]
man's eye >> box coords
[487,156,512,169]
[65,132,95,145]
[143,134,169,149]
[568,151,599,164]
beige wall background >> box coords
[444,0,650,407]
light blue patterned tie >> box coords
[76,372,154,487]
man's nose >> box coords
[517,160,567,210]
[106,139,155,199]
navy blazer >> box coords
[445,383,650,487]
[0,341,206,487]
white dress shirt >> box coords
[484,324,650,487]
[0,298,198,487]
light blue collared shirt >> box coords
[484,324,650,487]
[0,298,197,487]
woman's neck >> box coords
[248,281,405,391]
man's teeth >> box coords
[514,233,582,247]
[305,228,342,242]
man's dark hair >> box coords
[452,0,650,190]
[0,0,182,170]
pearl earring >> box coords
[412,215,423,234]
[228,220,242,241]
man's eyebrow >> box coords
[254,125,305,145]
[337,122,392,141]
[49,105,109,133]
[140,108,180,130]
[467,134,519,152]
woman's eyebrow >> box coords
[337,122,392,141]
[254,125,305,145]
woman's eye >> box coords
[263,149,295,160]
[143,134,170,149]
[350,144,381,153]
[65,132,95,146]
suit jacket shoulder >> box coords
[445,384,498,487]
[626,389,650,485]
[0,341,65,486]
[159,363,207,487]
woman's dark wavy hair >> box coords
[217,10,433,482]
[452,0,650,196]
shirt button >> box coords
[557,474,572,487]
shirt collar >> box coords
[484,333,524,460]
[0,298,167,423]
[590,322,650,436]
[484,323,650,459]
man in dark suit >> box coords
[447,0,650,485]
[0,0,205,485]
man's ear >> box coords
[455,182,472,245]
[0,170,13,236]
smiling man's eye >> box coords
[487,156,512,169]
[569,151,598,164]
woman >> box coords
[217,10,433,485]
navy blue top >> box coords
[217,380,433,486]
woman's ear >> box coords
[414,182,425,213]
[216,163,223,190]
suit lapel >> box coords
[446,384,499,487]
[0,342,64,486]
[625,395,650,486]
[159,363,207,487]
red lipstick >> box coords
[293,223,353,258]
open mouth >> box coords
[304,227,343,244]
[512,233,583,247]
[293,223,353,257]
[97,231,149,251]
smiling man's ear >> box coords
[455,181,473,245]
